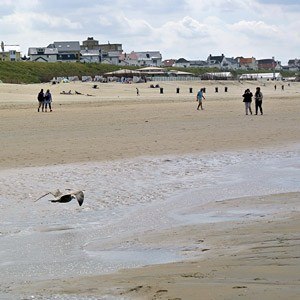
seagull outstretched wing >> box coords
[73,190,84,206]
[35,190,84,206]
[34,189,63,202]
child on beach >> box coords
[196,88,205,110]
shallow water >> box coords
[0,145,299,299]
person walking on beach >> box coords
[242,88,253,115]
[255,87,263,115]
[37,89,45,112]
[196,88,205,110]
[136,87,140,96]
[44,89,53,112]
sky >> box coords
[0,0,299,64]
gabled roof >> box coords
[257,59,274,64]
[53,41,81,52]
[33,57,48,62]
[208,54,225,63]
[176,58,189,63]
[238,57,255,64]
[225,57,238,64]
[135,51,162,60]
[163,59,176,67]
[28,47,58,55]
[119,52,139,60]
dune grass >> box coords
[0,61,296,84]
[0,61,125,83]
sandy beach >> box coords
[0,80,299,299]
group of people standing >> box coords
[37,89,53,112]
[242,87,263,115]
[196,86,263,115]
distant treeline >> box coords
[0,61,296,84]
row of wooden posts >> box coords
[159,87,228,94]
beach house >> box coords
[80,49,101,63]
[236,57,258,70]
[287,59,300,71]
[52,41,81,62]
[28,41,81,62]
[119,51,162,67]
[173,58,190,68]
[257,58,282,70]
[28,47,58,62]
[207,54,239,70]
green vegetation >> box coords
[0,61,297,84]
[0,61,130,84]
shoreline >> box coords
[1,146,299,299]
[1,81,300,299]
[14,191,300,300]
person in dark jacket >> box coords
[242,89,253,115]
[44,89,53,112]
[37,89,44,112]
[255,87,263,115]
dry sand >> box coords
[1,80,300,299]
[0,80,299,169]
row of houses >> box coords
[27,37,163,66]
[168,54,284,71]
[1,37,300,71]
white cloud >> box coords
[230,20,280,38]
[0,0,299,64]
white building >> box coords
[119,51,162,66]
[80,49,101,63]
[28,47,58,62]
[173,58,190,68]
[239,73,282,80]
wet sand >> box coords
[19,193,299,300]
[0,80,300,299]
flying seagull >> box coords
[35,189,84,206]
